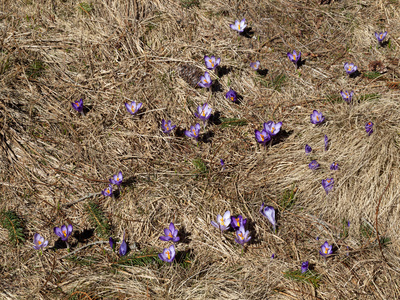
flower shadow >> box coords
[257,68,269,76]
[211,80,223,93]
[271,129,293,146]
[217,66,232,77]
[241,27,254,38]
[177,226,192,244]
[209,111,222,126]
[73,228,94,243]
[201,130,214,143]
[349,70,361,78]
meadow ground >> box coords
[1,0,400,299]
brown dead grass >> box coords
[1,0,400,299]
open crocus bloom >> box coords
[204,56,221,70]
[260,204,276,231]
[161,119,176,134]
[54,224,73,241]
[110,171,123,186]
[230,19,246,33]
[198,71,212,88]
[234,225,251,246]
[263,121,282,136]
[365,121,374,136]
[344,62,357,75]
[125,101,142,115]
[225,89,237,102]
[71,99,83,113]
[102,184,113,197]
[319,241,333,257]
[305,144,312,154]
[310,110,325,124]
[330,162,339,170]
[287,50,301,64]
[33,233,48,250]
[321,178,334,194]
[309,160,320,170]
[230,215,247,230]
[211,210,231,231]
[158,245,176,263]
[159,222,180,243]
[250,61,260,70]
[194,103,212,123]
[340,90,354,103]
[255,129,271,146]
[185,123,201,140]
[375,31,387,43]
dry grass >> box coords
[1,0,400,299]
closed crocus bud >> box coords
[305,144,312,154]
[260,204,276,232]
[301,261,309,273]
[109,237,114,251]
[119,232,127,256]
[324,135,328,151]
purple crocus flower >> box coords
[54,224,73,241]
[287,50,301,65]
[225,89,237,102]
[198,71,212,88]
[271,254,275,259]
[185,123,201,140]
[109,171,123,186]
[308,160,320,170]
[321,178,334,194]
[263,121,282,136]
[71,99,84,113]
[310,110,325,125]
[33,233,48,250]
[340,90,354,103]
[158,245,176,263]
[125,101,142,115]
[234,225,251,246]
[375,31,387,43]
[260,203,276,232]
[330,162,339,170]
[255,129,271,146]
[250,61,260,70]
[211,210,231,232]
[301,261,309,273]
[159,222,180,243]
[230,18,246,33]
[319,241,333,257]
[324,135,328,151]
[161,119,176,134]
[119,231,127,256]
[344,62,357,75]
[305,144,312,154]
[230,215,247,231]
[194,103,212,125]
[365,121,374,136]
[220,159,225,171]
[102,184,113,197]
[347,220,350,227]
[204,55,221,70]
[109,237,114,251]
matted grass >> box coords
[1,0,400,299]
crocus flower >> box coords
[194,103,212,125]
[305,144,312,154]
[260,203,276,232]
[159,222,180,243]
[119,231,127,256]
[109,171,123,186]
[54,224,73,241]
[161,119,176,134]
[230,18,246,33]
[340,90,354,103]
[271,254,275,259]
[321,178,334,194]
[254,129,271,146]
[185,123,201,140]
[250,61,260,70]
[344,62,357,75]
[125,101,142,115]
[365,121,374,136]
[225,89,237,102]
[102,184,113,197]
[158,245,176,263]
[375,31,387,44]
[234,225,251,246]
[287,50,301,65]
[109,237,114,251]
[330,162,339,170]
[310,110,325,125]
[316,236,320,241]
[347,220,350,227]
[198,71,212,88]
[308,160,320,170]
[33,233,48,250]
[301,261,309,273]
[204,55,221,70]
[319,241,333,257]
[324,135,328,151]
[71,99,83,113]
[263,121,282,136]
[220,159,225,171]
[211,210,231,232]
[230,215,247,230]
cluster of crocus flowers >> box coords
[330,162,339,170]
[158,245,176,263]
[365,121,374,136]
[310,110,324,125]
[319,241,333,257]
[344,62,357,75]
[287,50,301,66]
[194,103,212,127]
[198,72,212,88]
[375,31,387,44]
[125,101,142,115]
[71,99,84,114]
[255,121,282,146]
[161,119,176,134]
[204,55,221,71]
[109,231,127,256]
[308,160,320,170]
[260,204,276,232]
[211,211,231,232]
[301,261,309,273]
[250,61,260,70]
[230,19,246,33]
[159,223,180,243]
[225,89,237,102]
[321,178,334,194]
[33,233,48,251]
[340,90,354,103]
[185,123,201,141]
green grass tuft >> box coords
[0,210,25,245]
[358,93,380,102]
[86,201,110,238]
[219,118,248,128]
[78,2,93,14]
[26,60,45,78]
[363,71,381,79]
[280,186,297,210]
[180,0,200,8]
[192,158,208,175]
[284,270,321,288]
